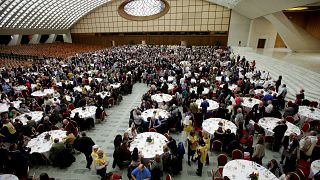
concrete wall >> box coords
[227,11,251,47]
[248,17,277,48]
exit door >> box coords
[257,39,266,48]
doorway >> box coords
[257,39,266,48]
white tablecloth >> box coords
[0,174,19,180]
[190,78,206,84]
[151,94,172,103]
[190,87,209,95]
[70,106,97,120]
[220,84,238,91]
[298,106,320,122]
[141,109,170,122]
[202,118,237,135]
[96,91,111,99]
[13,85,27,92]
[223,160,278,180]
[0,101,21,113]
[56,80,73,87]
[27,130,67,158]
[15,111,43,125]
[242,97,261,109]
[111,83,121,89]
[180,61,191,67]
[216,76,229,82]
[31,89,54,97]
[196,99,219,111]
[89,77,103,83]
[129,132,167,159]
[257,117,301,136]
[73,85,91,93]
[309,160,320,178]
[254,89,277,96]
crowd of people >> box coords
[0,44,319,180]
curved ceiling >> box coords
[0,0,110,30]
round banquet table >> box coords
[31,89,54,97]
[15,111,43,125]
[56,80,73,87]
[13,85,28,92]
[141,109,170,122]
[216,76,229,82]
[73,85,91,93]
[309,160,320,178]
[70,106,97,120]
[241,97,261,109]
[202,118,237,135]
[0,174,19,180]
[151,94,172,103]
[254,89,277,96]
[129,132,167,159]
[27,130,67,159]
[196,99,219,111]
[111,83,121,89]
[96,91,111,99]
[89,77,103,83]
[257,117,301,136]
[220,84,238,91]
[190,78,206,84]
[0,101,21,113]
[223,159,278,180]
[189,87,209,95]
[298,106,320,123]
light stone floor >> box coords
[29,83,281,180]
[30,47,320,179]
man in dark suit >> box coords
[74,132,95,169]
[272,119,288,151]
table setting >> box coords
[96,91,111,99]
[129,132,167,159]
[14,111,44,125]
[241,97,262,109]
[26,130,67,159]
[189,87,209,95]
[70,106,97,120]
[220,84,238,91]
[0,101,22,113]
[223,159,278,180]
[257,117,301,136]
[141,109,170,122]
[202,118,237,135]
[298,106,320,123]
[73,85,91,93]
[151,94,172,103]
[196,99,219,111]
[31,88,54,97]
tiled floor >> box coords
[29,48,320,179]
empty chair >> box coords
[232,149,243,160]
[217,154,228,167]
[211,140,223,152]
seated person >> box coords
[214,126,225,142]
[131,164,151,180]
[49,138,66,165]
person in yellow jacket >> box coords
[187,131,198,166]
[202,131,210,165]
[196,140,207,177]
[183,112,193,142]
[94,149,108,179]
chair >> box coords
[232,149,243,160]
[211,168,224,180]
[245,94,251,97]
[211,140,223,152]
[288,172,301,180]
[108,98,114,108]
[149,128,157,132]
[295,168,306,180]
[285,116,295,123]
[254,123,262,135]
[264,136,274,143]
[163,133,169,140]
[217,154,228,166]
[310,101,318,108]
[165,174,172,180]
[297,159,311,169]
[254,95,260,100]
[68,103,75,110]
[300,122,310,133]
[287,101,293,107]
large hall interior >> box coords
[0,0,320,180]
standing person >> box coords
[275,75,282,92]
[252,135,265,165]
[267,159,283,178]
[277,84,287,110]
[272,119,288,152]
[187,131,198,166]
[202,131,210,165]
[95,149,108,179]
[280,133,299,173]
[199,96,209,126]
[75,132,95,169]
[196,140,207,177]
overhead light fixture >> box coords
[286,7,308,11]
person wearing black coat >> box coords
[74,132,95,169]
[272,120,288,152]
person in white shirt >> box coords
[265,100,273,114]
[300,131,318,160]
[125,125,137,140]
